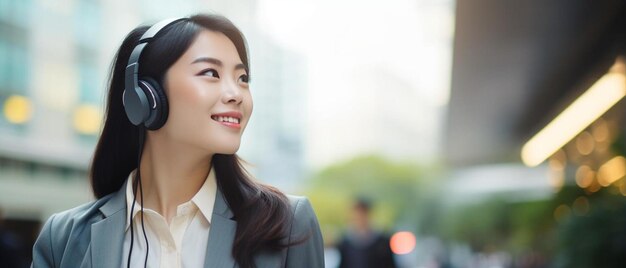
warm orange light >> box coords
[592,119,610,142]
[576,132,595,155]
[587,181,601,193]
[390,231,416,255]
[521,58,626,167]
[575,165,594,188]
[548,161,565,190]
[597,156,626,187]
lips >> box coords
[211,111,242,129]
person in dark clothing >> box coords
[337,198,397,268]
[0,209,28,268]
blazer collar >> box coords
[91,180,128,268]
[99,180,128,217]
[204,189,237,267]
[90,180,238,268]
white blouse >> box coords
[121,168,217,268]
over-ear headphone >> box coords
[123,17,187,130]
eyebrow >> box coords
[191,57,247,71]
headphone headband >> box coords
[140,18,186,42]
[125,17,187,94]
[123,17,187,126]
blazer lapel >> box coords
[90,181,127,268]
[87,182,239,268]
[204,189,237,268]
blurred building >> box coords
[303,0,455,169]
[0,0,309,262]
[240,34,307,191]
[444,0,626,201]
[442,1,626,265]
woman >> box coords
[31,14,324,268]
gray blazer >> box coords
[31,182,325,268]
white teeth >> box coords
[213,116,240,124]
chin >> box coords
[202,135,242,154]
[220,149,239,155]
[216,144,241,155]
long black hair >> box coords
[90,14,293,268]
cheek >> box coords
[170,81,217,111]
[177,80,203,102]
[166,83,220,131]
[241,94,253,129]
[244,91,253,114]
[247,96,253,116]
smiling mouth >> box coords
[211,115,241,124]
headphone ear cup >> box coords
[122,86,151,126]
[138,77,169,130]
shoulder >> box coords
[32,193,116,265]
[45,193,115,235]
[283,195,325,267]
[285,195,321,232]
[286,195,315,218]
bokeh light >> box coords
[554,204,571,222]
[3,95,33,124]
[390,231,416,255]
[592,119,609,143]
[597,156,626,187]
[72,104,102,135]
[576,132,595,155]
[575,165,594,188]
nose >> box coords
[221,80,243,104]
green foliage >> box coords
[438,197,517,252]
[305,153,626,266]
[508,199,554,253]
[303,154,432,244]
[435,192,557,252]
[435,183,626,266]
[552,187,626,268]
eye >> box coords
[238,74,249,85]
[199,68,220,78]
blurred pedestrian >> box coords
[31,14,323,268]
[337,197,397,268]
[0,208,28,268]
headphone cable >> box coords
[138,146,149,267]
[127,126,149,268]
[127,172,138,268]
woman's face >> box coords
[159,29,252,155]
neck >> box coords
[135,134,213,223]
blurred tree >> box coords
[439,198,511,251]
[550,129,626,267]
[433,184,626,267]
[435,195,555,265]
[303,155,434,244]
[552,187,626,268]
